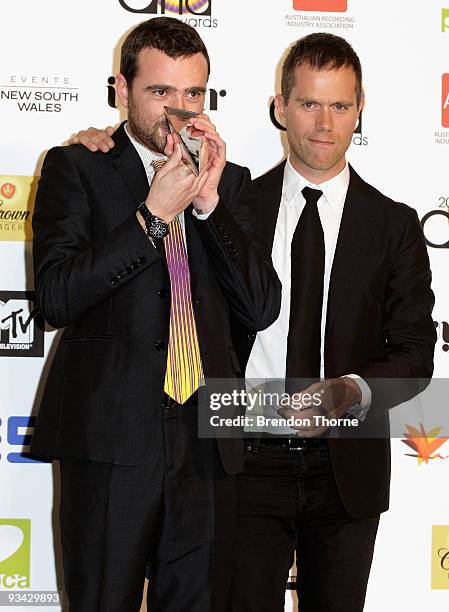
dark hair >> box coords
[281,33,362,106]
[120,17,210,85]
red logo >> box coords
[293,0,347,11]
[443,74,449,128]
[0,183,16,199]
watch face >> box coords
[149,216,169,239]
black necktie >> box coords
[286,186,325,386]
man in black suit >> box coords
[229,33,436,611]
[31,17,280,612]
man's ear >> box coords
[356,89,365,127]
[115,73,129,109]
[274,93,287,129]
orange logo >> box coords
[443,74,449,128]
[402,424,449,464]
[293,0,347,11]
[0,183,16,199]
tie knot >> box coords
[152,159,167,173]
[301,186,323,207]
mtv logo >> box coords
[293,0,347,12]
[0,291,44,357]
[0,519,31,589]
[443,74,449,128]
[442,9,449,32]
[0,299,36,344]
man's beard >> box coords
[127,95,169,153]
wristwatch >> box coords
[137,201,169,240]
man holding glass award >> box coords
[31,17,280,612]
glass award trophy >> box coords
[164,106,202,176]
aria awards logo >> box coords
[118,0,217,26]
[293,0,347,11]
[286,0,353,31]
[119,0,211,13]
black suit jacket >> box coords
[31,124,281,474]
[232,160,436,517]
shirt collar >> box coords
[283,156,350,213]
[124,123,166,180]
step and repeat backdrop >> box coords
[0,1,449,610]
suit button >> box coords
[111,276,119,286]
[155,340,166,351]
[138,256,146,265]
[158,288,168,298]
[247,332,256,340]
[117,270,126,280]
[125,266,133,275]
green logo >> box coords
[0,519,31,589]
[442,8,449,32]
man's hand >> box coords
[165,113,225,214]
[68,126,116,152]
[277,377,362,437]
[143,142,209,224]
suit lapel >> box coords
[254,160,376,337]
[109,122,149,207]
[109,122,170,268]
[110,123,206,294]
[254,161,286,252]
[325,165,377,334]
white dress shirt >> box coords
[246,157,370,419]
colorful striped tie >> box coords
[163,216,204,404]
[151,161,204,404]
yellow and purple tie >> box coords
[151,161,204,404]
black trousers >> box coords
[59,396,224,612]
[231,441,380,612]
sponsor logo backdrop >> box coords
[0,1,448,610]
